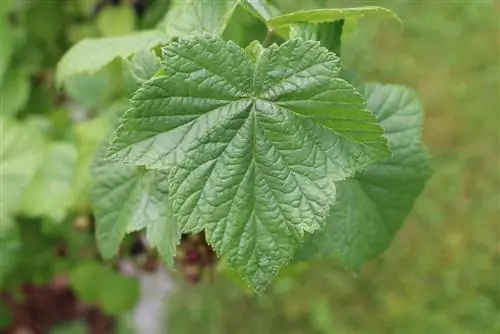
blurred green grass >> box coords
[168,1,499,333]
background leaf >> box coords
[267,6,401,29]
[19,142,78,222]
[0,117,46,215]
[69,116,111,212]
[240,0,281,21]
[159,0,240,37]
[56,30,169,87]
[69,261,140,315]
[96,4,136,37]
[0,69,31,117]
[301,83,433,268]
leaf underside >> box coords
[106,36,389,292]
[267,6,402,28]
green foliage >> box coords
[69,261,140,315]
[91,152,179,264]
[267,6,401,28]
[20,142,78,221]
[160,0,240,37]
[56,30,169,86]
[0,69,31,116]
[299,83,432,267]
[1,0,437,326]
[241,0,281,21]
[96,4,136,37]
[0,117,46,217]
[169,1,498,333]
[106,35,390,291]
[0,298,12,330]
[122,50,161,94]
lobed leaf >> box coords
[107,36,390,292]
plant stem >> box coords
[262,29,274,48]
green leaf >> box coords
[107,36,390,292]
[159,0,240,37]
[19,142,78,221]
[0,69,31,116]
[0,20,14,84]
[0,215,20,287]
[240,0,281,22]
[0,298,12,330]
[239,0,288,39]
[245,40,265,61]
[290,20,345,56]
[70,100,132,213]
[50,322,87,334]
[91,147,179,261]
[122,50,161,94]
[69,116,111,212]
[96,4,136,37]
[99,272,140,315]
[143,170,181,267]
[0,117,45,215]
[304,83,432,268]
[267,6,401,29]
[69,261,140,315]
[0,0,14,17]
[69,261,104,302]
[56,30,169,86]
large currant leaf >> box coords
[107,36,389,291]
[302,83,432,268]
[91,145,179,263]
[160,0,240,37]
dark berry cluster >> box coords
[176,232,216,283]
